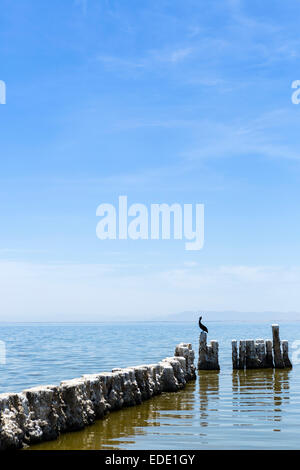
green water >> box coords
[1,322,298,449]
[28,368,299,450]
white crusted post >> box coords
[174,342,196,379]
[198,332,219,370]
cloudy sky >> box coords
[0,0,300,321]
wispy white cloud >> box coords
[0,261,299,321]
[99,107,300,163]
[224,0,300,67]
[97,46,193,71]
[227,0,280,33]
[182,108,300,162]
[94,0,296,78]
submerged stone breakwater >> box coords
[0,343,195,451]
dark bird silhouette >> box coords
[199,316,208,333]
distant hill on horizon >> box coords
[160,310,300,323]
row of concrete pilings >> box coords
[0,324,293,450]
[198,324,292,370]
[0,343,196,450]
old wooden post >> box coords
[265,339,274,368]
[232,324,292,370]
[255,339,266,368]
[232,340,238,369]
[272,324,285,369]
[238,340,246,369]
[246,340,261,368]
[282,340,292,368]
[210,340,220,370]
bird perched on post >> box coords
[199,315,208,333]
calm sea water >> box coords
[0,321,299,449]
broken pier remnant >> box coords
[232,324,292,370]
[198,331,220,370]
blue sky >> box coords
[1,0,300,320]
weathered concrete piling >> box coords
[265,340,274,368]
[238,340,246,369]
[272,324,284,369]
[175,342,196,380]
[0,342,196,451]
[232,325,292,370]
[198,332,220,370]
[232,340,238,369]
[282,340,292,369]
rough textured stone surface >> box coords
[0,394,26,451]
[81,374,109,418]
[0,342,196,451]
[59,378,95,431]
[21,386,63,443]
[174,343,196,380]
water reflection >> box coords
[28,382,196,450]
[27,367,297,450]
[232,369,290,426]
[198,371,220,428]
